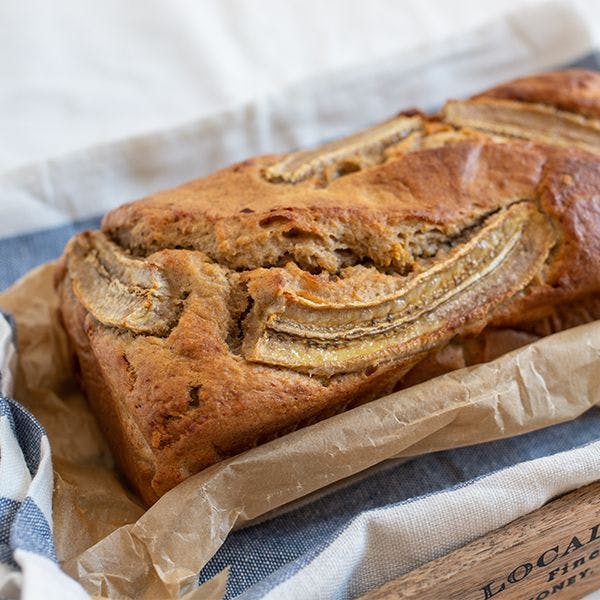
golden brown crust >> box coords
[57,70,600,503]
[58,273,413,504]
[59,281,157,498]
[102,141,545,272]
[475,69,600,119]
[103,138,600,317]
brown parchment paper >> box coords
[1,262,599,599]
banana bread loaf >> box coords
[56,70,600,504]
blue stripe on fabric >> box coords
[0,396,44,475]
[0,544,17,567]
[568,50,600,69]
[199,406,600,598]
[0,498,20,568]
[10,497,56,562]
[0,496,56,566]
[0,397,56,565]
[0,215,102,291]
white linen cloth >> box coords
[1,0,598,175]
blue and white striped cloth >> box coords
[0,315,86,599]
[1,2,600,598]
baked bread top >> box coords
[57,70,600,502]
[474,69,600,119]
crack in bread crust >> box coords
[67,201,557,379]
[242,203,555,374]
[68,200,552,349]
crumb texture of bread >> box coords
[57,69,600,503]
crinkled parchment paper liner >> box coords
[1,263,599,599]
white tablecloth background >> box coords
[1,0,599,174]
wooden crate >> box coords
[360,481,600,600]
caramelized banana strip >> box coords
[243,203,555,374]
[264,115,422,183]
[443,98,600,153]
[66,231,175,335]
